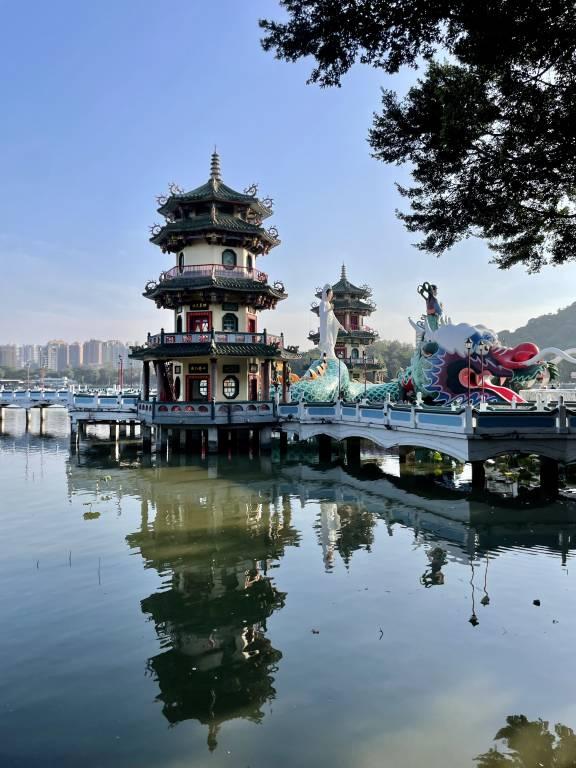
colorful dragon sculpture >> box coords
[290,286,576,406]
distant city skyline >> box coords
[2,1,576,349]
[0,338,139,372]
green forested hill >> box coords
[499,302,576,349]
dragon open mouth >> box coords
[458,367,526,403]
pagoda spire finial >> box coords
[210,147,221,183]
[341,263,347,281]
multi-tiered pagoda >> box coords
[131,152,298,410]
[309,265,382,381]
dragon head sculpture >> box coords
[409,319,559,405]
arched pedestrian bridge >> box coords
[277,400,576,465]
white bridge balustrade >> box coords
[0,389,72,407]
[0,390,139,412]
[277,400,576,464]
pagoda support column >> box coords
[280,430,288,455]
[259,426,272,453]
[142,424,152,453]
[207,426,219,454]
[282,362,288,403]
[156,425,168,455]
[210,358,218,402]
[263,359,271,401]
[143,361,150,401]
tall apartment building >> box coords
[20,345,42,368]
[0,345,18,368]
[45,340,69,372]
[102,340,127,365]
[82,339,103,367]
[68,342,83,368]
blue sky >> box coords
[1,0,575,347]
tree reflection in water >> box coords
[126,481,299,751]
[476,715,576,767]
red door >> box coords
[248,317,257,333]
[187,312,212,332]
[249,376,258,401]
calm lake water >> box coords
[2,409,576,767]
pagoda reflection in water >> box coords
[126,471,299,750]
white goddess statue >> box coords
[318,284,346,358]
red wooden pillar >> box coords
[262,359,271,401]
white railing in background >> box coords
[0,390,139,412]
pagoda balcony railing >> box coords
[146,329,284,348]
[158,263,269,283]
[308,326,379,338]
[348,325,378,335]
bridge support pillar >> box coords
[142,425,152,453]
[129,421,136,437]
[540,457,560,497]
[156,426,168,455]
[317,434,332,463]
[259,427,272,454]
[70,421,78,451]
[398,446,411,464]
[346,436,361,468]
[279,430,288,455]
[118,423,127,437]
[207,427,219,454]
[471,461,486,491]
[109,423,117,441]
[25,408,31,432]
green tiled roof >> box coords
[130,342,299,361]
[150,213,279,247]
[315,279,368,299]
[158,179,272,219]
[330,277,367,295]
[311,298,374,314]
[144,276,286,300]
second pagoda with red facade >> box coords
[309,265,383,382]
